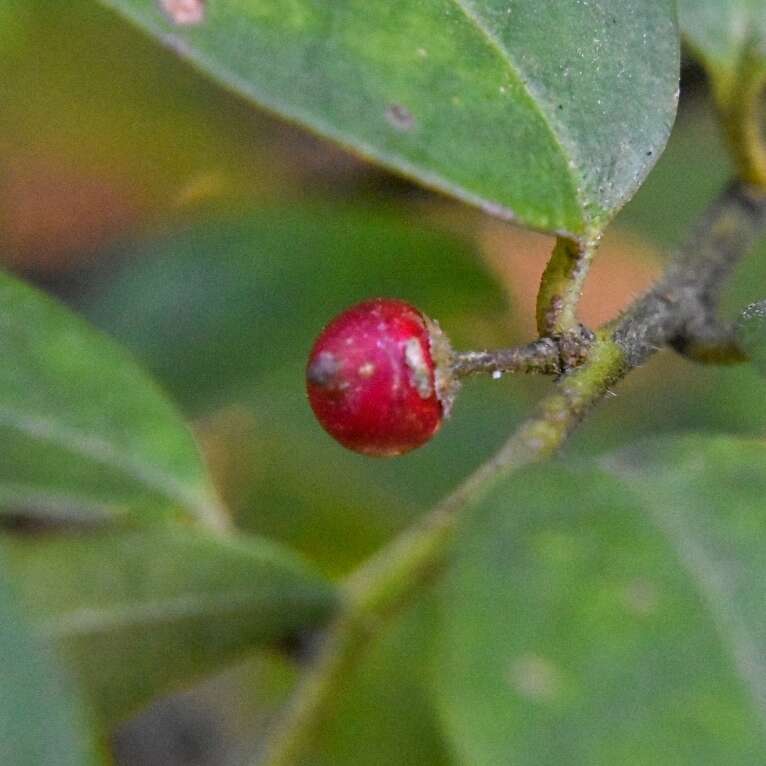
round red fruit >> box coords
[306,298,456,456]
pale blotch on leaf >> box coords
[620,578,659,617]
[507,653,562,703]
[385,103,415,132]
[160,0,205,26]
[533,530,581,565]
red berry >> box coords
[306,298,457,456]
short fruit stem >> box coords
[450,337,560,378]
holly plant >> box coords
[3,1,766,765]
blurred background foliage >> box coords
[2,2,765,764]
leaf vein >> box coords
[0,407,215,524]
[449,0,588,222]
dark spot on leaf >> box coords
[557,104,563,110]
[277,628,323,664]
[385,103,415,132]
[159,0,205,26]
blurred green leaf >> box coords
[679,1,766,83]
[736,300,766,376]
[4,526,337,727]
[0,1,31,59]
[306,596,451,766]
[0,269,224,527]
[436,437,766,765]
[97,0,678,237]
[679,1,766,183]
[0,554,96,766]
[1,0,289,240]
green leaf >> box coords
[737,300,766,376]
[679,0,766,83]
[3,525,337,727]
[0,554,97,766]
[96,0,679,237]
[436,437,766,765]
[0,269,224,527]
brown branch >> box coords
[612,180,766,366]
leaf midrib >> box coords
[450,0,588,224]
[38,590,322,639]
[0,406,216,523]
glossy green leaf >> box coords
[736,300,766,376]
[0,269,224,527]
[0,555,96,766]
[97,0,679,237]
[4,526,336,727]
[437,436,766,765]
[679,0,766,81]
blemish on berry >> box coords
[160,0,205,25]
[404,338,433,398]
[307,351,340,388]
[385,103,415,132]
[358,362,375,378]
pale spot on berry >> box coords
[404,338,433,398]
[358,362,375,378]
